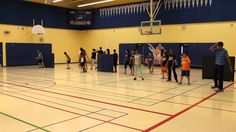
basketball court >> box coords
[0,65,235,132]
[1,0,236,132]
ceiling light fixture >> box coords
[52,0,63,3]
[77,0,115,8]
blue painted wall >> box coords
[119,43,181,65]
[0,0,77,29]
[6,43,52,66]
[119,43,214,67]
[0,0,235,30]
[88,0,236,29]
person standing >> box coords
[147,52,154,73]
[113,49,118,72]
[91,49,97,70]
[64,52,71,69]
[134,50,144,80]
[37,50,45,68]
[79,48,89,72]
[161,51,168,79]
[97,47,103,55]
[130,50,135,76]
[209,42,233,92]
[106,49,110,55]
[166,49,178,83]
[124,49,131,75]
[178,53,191,85]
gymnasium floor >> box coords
[0,64,236,132]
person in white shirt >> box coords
[133,50,144,80]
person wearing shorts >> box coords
[37,50,45,68]
[178,53,191,85]
[64,52,71,69]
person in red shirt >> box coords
[178,53,191,85]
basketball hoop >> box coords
[140,0,162,35]
[145,31,152,35]
[140,20,161,35]
[32,25,45,35]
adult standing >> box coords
[166,49,178,83]
[113,49,118,72]
[209,42,233,92]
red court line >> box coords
[0,81,173,117]
[144,82,235,132]
[0,92,143,132]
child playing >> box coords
[161,51,168,79]
[147,52,154,73]
[134,50,144,80]
[178,53,191,85]
[37,50,45,68]
[64,52,71,69]
[79,48,89,72]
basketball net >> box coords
[32,19,45,42]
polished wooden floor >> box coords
[0,64,236,132]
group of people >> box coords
[124,49,144,80]
[61,42,233,92]
[159,49,191,85]
[123,48,191,84]
[63,47,119,73]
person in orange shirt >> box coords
[178,53,191,85]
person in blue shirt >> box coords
[209,42,233,92]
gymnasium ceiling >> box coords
[24,0,147,10]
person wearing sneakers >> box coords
[178,53,191,85]
[134,50,144,80]
[209,42,233,92]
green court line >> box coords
[0,112,50,132]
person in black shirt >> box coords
[113,49,118,72]
[124,49,131,74]
[166,49,178,83]
[106,49,110,55]
[91,49,96,70]
[97,47,103,56]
